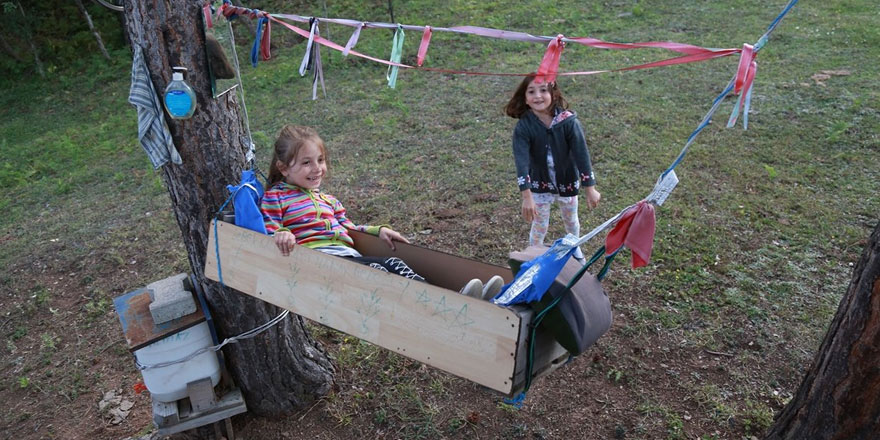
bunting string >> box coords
[214,0,800,278]
[219,2,746,79]
[266,13,742,80]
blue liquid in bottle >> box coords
[164,67,196,119]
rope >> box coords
[505,247,615,408]
[565,0,800,271]
[220,11,257,167]
[662,0,798,179]
[136,309,290,370]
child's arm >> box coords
[330,195,409,250]
[512,122,538,221]
[378,227,410,251]
[568,117,600,208]
[260,188,297,256]
[273,229,296,256]
[521,189,538,222]
[584,185,601,209]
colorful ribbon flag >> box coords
[250,16,268,67]
[727,43,757,129]
[387,25,405,88]
[342,22,364,56]
[417,26,432,67]
[260,16,272,61]
[299,18,318,76]
[203,4,213,29]
[605,200,656,268]
[535,35,564,84]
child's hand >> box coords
[521,190,537,222]
[274,230,296,256]
[585,186,601,209]
[379,227,410,251]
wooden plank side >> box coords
[205,221,522,393]
[510,306,570,394]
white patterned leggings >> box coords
[529,193,584,259]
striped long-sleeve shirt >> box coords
[260,182,383,249]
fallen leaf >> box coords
[466,411,480,424]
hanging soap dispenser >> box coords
[164,67,197,120]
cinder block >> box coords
[150,290,197,324]
[147,273,189,302]
[148,273,196,324]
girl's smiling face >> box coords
[281,141,326,189]
[525,81,553,115]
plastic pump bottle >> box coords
[164,67,197,119]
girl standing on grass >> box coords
[504,76,601,262]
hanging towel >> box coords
[128,46,182,169]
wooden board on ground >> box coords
[206,220,531,394]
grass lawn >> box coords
[0,0,877,439]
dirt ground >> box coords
[0,231,805,440]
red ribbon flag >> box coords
[605,200,656,268]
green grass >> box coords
[1,0,878,439]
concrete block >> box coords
[147,273,189,301]
[149,291,197,324]
[148,273,196,324]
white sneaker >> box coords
[459,279,483,298]
[481,275,504,300]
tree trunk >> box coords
[74,0,111,60]
[123,0,334,415]
[764,221,880,440]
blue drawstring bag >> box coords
[492,236,578,306]
[226,170,267,234]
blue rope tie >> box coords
[660,0,799,179]
[503,392,527,409]
[251,15,267,67]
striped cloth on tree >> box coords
[128,46,181,168]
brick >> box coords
[147,273,197,324]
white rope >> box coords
[223,17,257,166]
[136,310,290,370]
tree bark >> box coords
[764,221,880,440]
[123,0,334,415]
[74,0,111,60]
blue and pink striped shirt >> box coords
[260,182,382,249]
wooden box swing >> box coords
[205,220,611,396]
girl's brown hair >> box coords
[266,125,329,187]
[503,75,568,119]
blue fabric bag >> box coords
[226,170,267,234]
[492,236,578,306]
